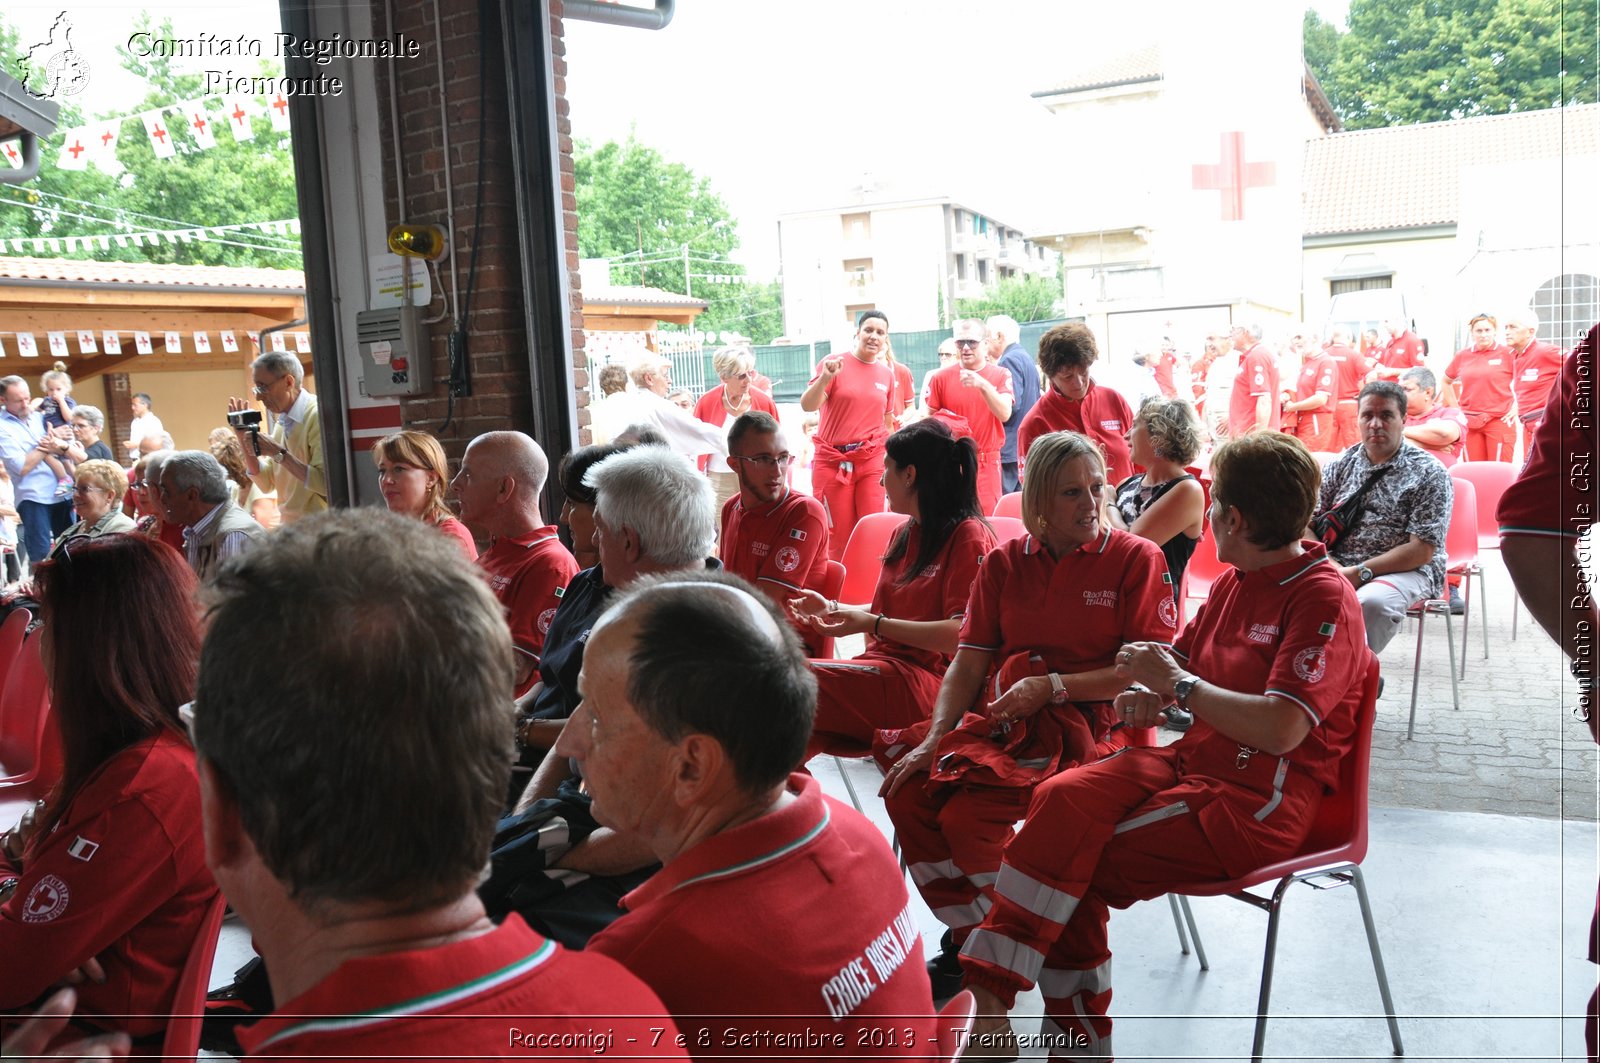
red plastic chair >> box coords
[987,516,1026,544]
[837,512,905,607]
[992,492,1023,519]
[0,609,30,701]
[1405,478,1479,737]
[0,633,55,788]
[160,891,229,1063]
[1450,460,1523,636]
[1182,532,1228,606]
[936,989,976,1061]
[813,560,847,659]
[1171,655,1401,1062]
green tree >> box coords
[1306,0,1598,129]
[696,278,784,344]
[955,273,1062,324]
[0,11,300,268]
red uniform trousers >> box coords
[977,449,1002,518]
[1335,399,1360,449]
[1465,417,1516,462]
[888,778,1031,942]
[812,455,886,561]
[960,746,1323,1060]
[1293,407,1338,453]
[807,655,941,759]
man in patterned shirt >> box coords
[1316,380,1453,653]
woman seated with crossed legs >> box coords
[790,418,995,760]
[957,431,1371,1060]
[879,430,1177,1001]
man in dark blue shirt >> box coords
[988,315,1041,495]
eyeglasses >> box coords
[70,483,103,496]
[732,453,795,469]
[728,372,751,382]
[250,376,286,396]
[954,339,982,349]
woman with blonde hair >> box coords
[372,430,476,559]
[208,427,278,528]
[48,459,135,557]
[694,345,778,514]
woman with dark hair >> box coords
[373,430,476,559]
[789,418,996,758]
[958,431,1370,1058]
[879,430,1177,998]
[557,442,628,569]
[0,535,219,1044]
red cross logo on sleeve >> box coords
[1192,131,1276,222]
[231,104,248,127]
[68,140,84,159]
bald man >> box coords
[452,431,579,697]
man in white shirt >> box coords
[614,353,728,464]
[123,393,164,461]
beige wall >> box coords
[126,368,252,452]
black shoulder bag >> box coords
[1310,465,1393,551]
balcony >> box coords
[842,270,875,302]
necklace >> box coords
[723,390,750,415]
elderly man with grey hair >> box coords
[481,444,719,947]
[227,351,326,524]
[158,450,265,582]
[987,314,1039,493]
[1505,307,1565,454]
[1227,321,1281,436]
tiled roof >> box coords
[583,284,707,310]
[1304,104,1600,236]
[0,255,305,290]
[1033,45,1161,97]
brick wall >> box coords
[376,0,584,459]
[552,0,590,446]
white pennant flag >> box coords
[267,93,291,132]
[247,331,261,352]
[56,128,90,170]
[102,331,121,354]
[46,331,68,357]
[134,331,153,354]
[270,331,286,352]
[142,111,176,159]
[16,333,38,357]
[88,121,120,167]
[0,337,6,356]
[223,96,255,142]
[1,140,22,169]
[164,331,182,353]
[193,331,212,353]
[76,330,97,354]
[219,330,238,353]
[294,332,310,353]
[185,106,217,150]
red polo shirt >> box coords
[720,487,830,598]
[1150,350,1179,398]
[1380,330,1425,372]
[1325,342,1368,403]
[476,526,579,687]
[1445,344,1515,416]
[810,355,894,446]
[1018,382,1135,484]
[1405,404,1467,467]
[1499,324,1598,537]
[926,362,1014,455]
[1511,340,1565,419]
[1229,342,1281,436]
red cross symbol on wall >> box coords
[67,140,84,159]
[272,95,288,115]
[1191,131,1276,222]
[231,104,248,127]
[191,113,208,134]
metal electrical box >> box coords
[357,305,426,397]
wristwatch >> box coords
[1173,674,1200,711]
[1047,672,1071,705]
[1357,565,1375,584]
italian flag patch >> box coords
[554,585,565,598]
[1318,622,1336,636]
[1162,572,1173,584]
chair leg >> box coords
[1512,592,1520,640]
[1167,894,1191,957]
[1443,602,1461,711]
[1249,878,1295,1063]
[1457,571,1471,678]
[1178,894,1208,971]
[1408,608,1426,740]
[1477,566,1489,662]
[833,755,865,814]
[1350,866,1406,1057]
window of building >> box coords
[977,258,990,284]
[954,255,966,280]
[1531,273,1600,352]
[1329,274,1392,296]
[841,213,870,242]
[845,303,875,326]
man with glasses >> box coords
[227,351,326,524]
[719,411,830,653]
[0,375,73,571]
[926,318,1014,513]
[158,451,265,583]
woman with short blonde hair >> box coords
[694,345,778,515]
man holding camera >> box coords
[228,352,326,525]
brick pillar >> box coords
[552,0,589,445]
[104,372,132,465]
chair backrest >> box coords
[161,891,229,1063]
[814,560,848,658]
[1297,654,1382,862]
[837,512,906,606]
[1182,531,1229,603]
[1445,477,1480,569]
[988,516,1027,544]
[1450,460,1518,550]
[0,608,31,697]
[935,988,976,1062]
[0,633,52,781]
[992,491,1023,519]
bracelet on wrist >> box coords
[874,614,884,637]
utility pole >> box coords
[684,243,692,298]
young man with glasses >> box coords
[925,318,1014,514]
[719,411,830,654]
[227,351,326,524]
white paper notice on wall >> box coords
[134,332,153,354]
[370,339,392,366]
[102,331,121,354]
[16,333,37,357]
[77,330,97,354]
[368,252,432,310]
[165,331,182,352]
[194,331,212,353]
[220,331,238,353]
